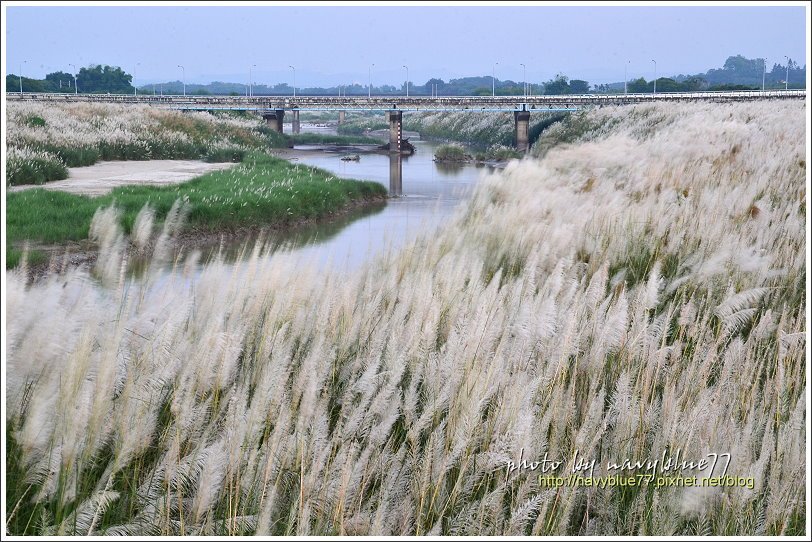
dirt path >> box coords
[9,160,237,197]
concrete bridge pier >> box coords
[514,110,530,152]
[291,109,300,134]
[338,110,346,125]
[388,110,403,153]
[389,153,403,195]
[263,109,285,133]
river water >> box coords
[127,124,492,278]
[286,141,486,271]
[201,125,488,275]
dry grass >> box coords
[5,102,286,185]
[5,100,806,535]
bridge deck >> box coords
[6,90,805,112]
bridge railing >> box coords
[5,89,805,111]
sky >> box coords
[3,3,808,88]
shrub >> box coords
[434,143,470,161]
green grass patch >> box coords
[5,247,48,270]
[289,133,382,146]
[6,153,387,268]
[434,144,470,162]
[7,155,69,186]
[25,115,46,127]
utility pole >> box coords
[651,59,657,94]
[70,63,77,95]
[762,57,766,91]
[402,65,409,97]
[19,60,26,94]
[784,56,790,90]
[520,63,526,98]
[368,64,374,98]
[492,62,498,97]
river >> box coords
[139,123,492,276]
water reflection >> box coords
[434,161,466,176]
[128,136,486,278]
[389,153,403,196]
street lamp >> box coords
[177,65,185,96]
[289,65,296,97]
[520,63,526,98]
[492,62,498,97]
[624,60,630,94]
[762,57,767,91]
[402,65,409,97]
[249,64,256,97]
[134,63,140,96]
[651,59,656,94]
[69,63,77,95]
[784,56,790,90]
[19,60,27,94]
[368,63,374,98]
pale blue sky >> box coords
[4,4,808,87]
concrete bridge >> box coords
[8,90,805,153]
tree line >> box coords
[7,55,805,95]
[6,65,133,94]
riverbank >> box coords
[6,102,291,186]
[6,152,387,269]
[8,159,237,197]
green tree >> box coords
[653,78,681,92]
[569,79,590,93]
[627,77,650,93]
[45,71,76,92]
[681,76,707,91]
[424,78,444,94]
[5,74,47,93]
[76,65,134,93]
[543,75,571,95]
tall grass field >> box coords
[5,102,288,186]
[5,101,806,535]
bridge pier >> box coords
[514,110,530,152]
[291,109,300,134]
[388,110,403,153]
[338,110,346,125]
[389,153,403,196]
[262,109,285,133]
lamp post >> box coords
[492,62,498,97]
[134,63,140,96]
[520,63,526,98]
[19,60,27,94]
[624,60,630,94]
[784,56,789,90]
[402,65,409,97]
[177,65,185,96]
[249,64,256,97]
[368,63,374,98]
[651,59,656,94]
[762,57,766,91]
[289,65,296,97]
[69,63,77,95]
